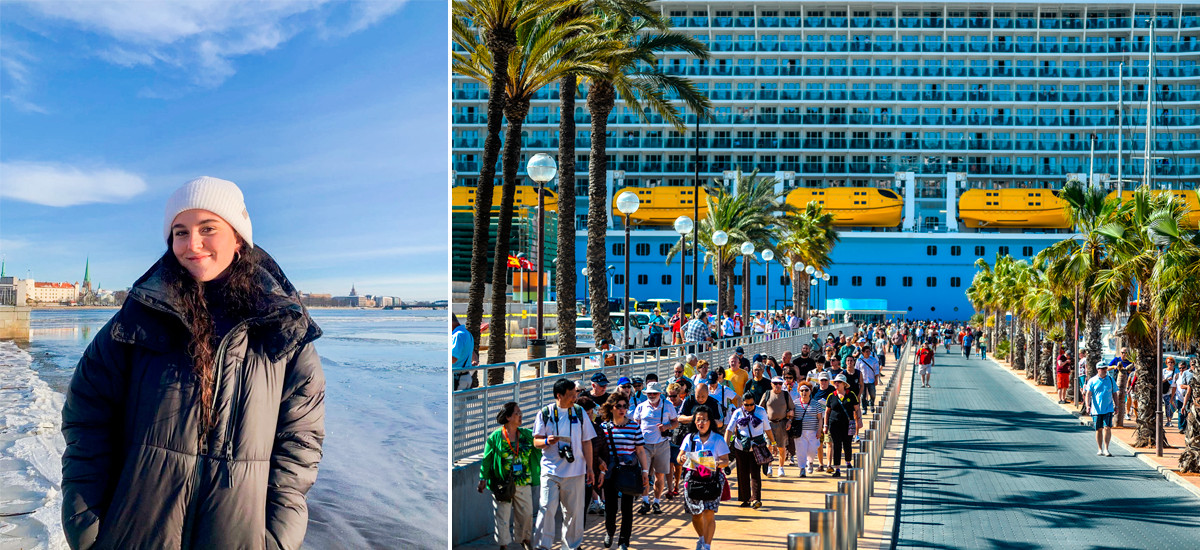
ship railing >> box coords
[451,322,856,462]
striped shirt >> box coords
[793,400,822,436]
[601,420,645,459]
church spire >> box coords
[350,283,357,296]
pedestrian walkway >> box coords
[896,348,1200,549]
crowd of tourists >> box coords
[477,320,924,550]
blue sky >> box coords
[0,0,447,300]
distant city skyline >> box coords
[1,0,447,300]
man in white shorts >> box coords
[916,341,935,388]
[632,382,678,515]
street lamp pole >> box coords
[526,153,557,343]
[740,241,755,336]
[675,216,694,332]
[782,257,792,315]
[822,272,830,318]
[580,267,589,315]
[616,191,641,350]
[692,112,700,311]
[712,230,729,337]
[810,277,819,324]
[762,249,774,319]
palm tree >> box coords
[582,6,710,343]
[777,201,839,319]
[452,0,566,359]
[457,10,608,367]
[1160,220,1200,470]
[553,0,657,360]
[1093,186,1191,447]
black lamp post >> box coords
[616,191,641,349]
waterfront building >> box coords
[452,1,1200,320]
[25,280,82,304]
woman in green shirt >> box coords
[478,402,541,550]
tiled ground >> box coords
[896,347,1200,549]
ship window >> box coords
[876,276,886,287]
[756,275,767,286]
[685,275,693,285]
[637,274,649,285]
[615,275,625,285]
[851,276,862,286]
[709,275,716,285]
[662,275,672,285]
[1022,246,1033,256]
[830,276,839,286]
[660,244,672,256]
[734,275,743,285]
[613,243,625,256]
[926,276,937,287]
[781,275,790,285]
[926,245,937,256]
[950,277,961,288]
[902,276,913,287]
[636,243,651,256]
[975,246,985,256]
[950,246,961,256]
[999,246,1010,256]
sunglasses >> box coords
[799,389,811,393]
[614,404,629,410]
[772,381,783,385]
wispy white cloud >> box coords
[9,0,407,94]
[0,39,49,113]
[0,162,147,207]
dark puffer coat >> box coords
[61,251,324,550]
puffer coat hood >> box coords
[61,248,324,550]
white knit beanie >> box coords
[163,176,253,248]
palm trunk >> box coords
[1039,337,1054,386]
[555,74,578,370]
[466,35,514,363]
[586,81,616,344]
[793,268,803,319]
[724,257,736,319]
[486,99,530,369]
[1181,400,1200,472]
[1013,321,1027,371]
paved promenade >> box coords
[896,349,1200,549]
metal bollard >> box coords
[853,453,869,496]
[810,509,836,550]
[788,532,822,550]
[838,481,859,550]
[825,492,848,550]
[847,466,866,536]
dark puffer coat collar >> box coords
[116,247,320,361]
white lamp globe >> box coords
[795,261,806,272]
[810,278,818,286]
[782,257,792,267]
[761,249,774,262]
[712,231,729,246]
[822,273,830,281]
[616,191,640,215]
[805,265,815,275]
[674,216,694,235]
[740,242,755,256]
[526,153,557,183]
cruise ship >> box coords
[452,1,1200,321]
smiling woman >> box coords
[60,176,325,550]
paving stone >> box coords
[896,348,1200,549]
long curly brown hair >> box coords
[160,241,264,438]
[599,392,630,422]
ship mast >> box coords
[1142,22,1154,191]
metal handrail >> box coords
[452,323,856,462]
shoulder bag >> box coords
[604,423,644,495]
[683,435,723,501]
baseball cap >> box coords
[752,353,764,363]
[644,382,663,394]
[591,372,610,386]
[771,376,785,384]
[1096,363,1109,370]
[735,346,745,355]
[632,377,644,385]
[707,371,720,384]
[857,337,867,343]
[818,372,831,381]
[617,376,632,386]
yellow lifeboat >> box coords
[1106,189,1200,229]
[958,189,1070,229]
[609,186,709,226]
[785,187,903,227]
[452,184,557,212]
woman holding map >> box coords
[677,408,730,550]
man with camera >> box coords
[533,379,596,550]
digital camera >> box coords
[558,443,575,463]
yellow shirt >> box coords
[684,363,697,378]
[728,368,749,398]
